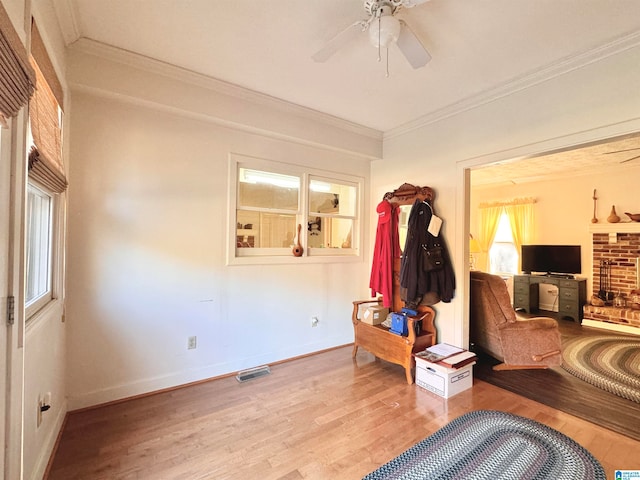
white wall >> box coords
[376,41,640,348]
[65,50,376,409]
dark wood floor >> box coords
[46,340,639,480]
[474,316,640,441]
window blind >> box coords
[28,19,67,192]
[0,2,35,124]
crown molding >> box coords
[68,83,382,161]
[52,0,80,46]
[69,38,382,142]
[385,29,640,140]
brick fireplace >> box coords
[583,231,640,331]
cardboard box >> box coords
[362,306,389,325]
[415,357,474,398]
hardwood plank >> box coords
[475,317,640,441]
[47,345,639,480]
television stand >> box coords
[513,274,586,322]
[543,273,575,279]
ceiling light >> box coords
[368,14,400,48]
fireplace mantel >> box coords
[589,222,640,243]
[589,222,640,233]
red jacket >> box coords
[369,200,400,308]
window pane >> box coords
[307,217,353,249]
[490,242,518,274]
[26,184,52,305]
[489,212,518,274]
[309,180,356,216]
[236,212,296,249]
[238,168,299,210]
[494,213,514,242]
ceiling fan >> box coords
[312,0,432,74]
[603,147,640,164]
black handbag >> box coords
[422,244,444,271]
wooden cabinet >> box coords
[513,274,586,322]
[513,275,538,312]
[352,300,436,384]
[557,279,585,322]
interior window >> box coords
[230,156,361,263]
[307,178,357,250]
[489,212,518,275]
[237,168,300,251]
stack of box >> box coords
[414,344,476,398]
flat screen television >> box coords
[521,245,581,276]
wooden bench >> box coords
[352,299,436,384]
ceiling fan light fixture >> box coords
[369,14,401,48]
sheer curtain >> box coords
[478,204,503,271]
[478,198,536,272]
[505,198,536,271]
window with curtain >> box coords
[478,197,536,273]
[25,20,66,318]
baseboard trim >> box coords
[581,319,640,336]
[35,399,67,480]
[68,343,353,414]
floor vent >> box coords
[236,365,271,383]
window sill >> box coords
[25,298,63,332]
[227,253,362,266]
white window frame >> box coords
[227,153,362,265]
[307,174,359,256]
[25,179,60,319]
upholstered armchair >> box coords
[470,271,562,370]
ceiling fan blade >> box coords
[397,20,431,68]
[312,21,365,63]
[401,0,433,7]
[603,147,640,154]
[620,154,640,163]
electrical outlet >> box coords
[36,393,51,428]
[311,316,319,327]
[188,336,197,349]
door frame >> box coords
[2,112,28,480]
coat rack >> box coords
[383,183,435,206]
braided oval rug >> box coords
[562,335,640,404]
[363,410,605,480]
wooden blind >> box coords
[28,20,67,192]
[28,146,66,193]
[30,22,63,108]
[0,2,35,124]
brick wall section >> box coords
[583,305,640,327]
[586,233,640,328]
[591,233,640,299]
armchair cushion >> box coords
[470,271,562,368]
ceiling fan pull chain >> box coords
[377,14,382,62]
[386,48,390,77]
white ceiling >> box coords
[471,132,640,187]
[53,0,640,180]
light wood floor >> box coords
[47,346,639,480]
